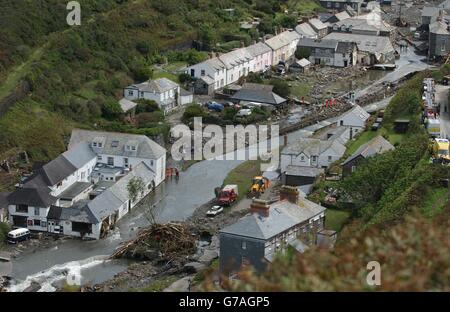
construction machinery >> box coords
[432,138,450,164]
[248,176,270,198]
[217,184,239,206]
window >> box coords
[107,157,114,166]
[98,142,103,148]
[97,155,102,161]
[328,156,332,162]
[124,158,129,167]
[140,91,144,97]
[111,140,119,148]
[93,142,97,147]
[34,220,41,227]
[128,90,133,96]
[351,165,357,173]
[150,160,154,166]
[131,146,136,151]
[16,204,28,213]
[34,207,40,216]
[241,241,247,250]
[201,70,206,76]
[312,156,317,162]
[41,221,47,228]
[300,156,305,161]
[441,40,446,52]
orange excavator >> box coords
[247,176,270,198]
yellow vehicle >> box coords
[432,139,450,163]
[248,176,270,198]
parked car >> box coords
[371,122,381,131]
[207,102,224,112]
[237,108,252,117]
[7,228,31,244]
[206,205,224,217]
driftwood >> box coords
[110,223,197,260]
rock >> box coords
[198,249,218,265]
[183,262,206,274]
[163,276,194,292]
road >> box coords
[6,46,431,292]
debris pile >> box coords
[110,223,197,261]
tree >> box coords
[127,176,146,203]
[295,47,311,60]
[258,17,274,34]
[246,72,263,84]
[178,73,192,84]
[136,99,160,113]
[102,99,122,119]
[270,78,290,98]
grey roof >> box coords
[63,142,96,169]
[430,21,449,35]
[220,198,325,240]
[231,87,286,106]
[245,42,272,57]
[298,38,338,50]
[422,6,440,18]
[343,135,395,165]
[219,48,253,69]
[30,155,76,187]
[332,15,393,33]
[297,58,311,67]
[288,239,309,253]
[308,18,327,31]
[180,88,193,96]
[127,78,179,94]
[84,162,155,223]
[8,188,57,207]
[342,104,370,122]
[332,11,351,22]
[265,31,300,51]
[295,23,318,38]
[69,129,166,160]
[336,41,356,54]
[204,58,226,71]
[282,138,346,157]
[323,32,395,58]
[119,98,138,113]
[58,182,93,200]
[199,75,215,85]
[285,165,324,178]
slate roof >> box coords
[298,38,338,50]
[281,138,346,157]
[333,15,393,33]
[69,129,166,160]
[323,32,395,58]
[342,104,370,123]
[119,98,138,113]
[336,41,356,54]
[245,42,272,57]
[0,192,10,208]
[265,31,300,51]
[220,198,325,240]
[308,18,327,31]
[126,78,179,94]
[295,23,318,38]
[231,87,286,106]
[285,165,324,177]
[297,58,311,67]
[342,135,395,165]
[219,48,253,69]
[422,6,440,18]
[8,188,57,207]
[332,11,351,22]
[62,142,97,169]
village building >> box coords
[307,18,329,39]
[265,30,301,65]
[318,0,364,14]
[297,38,357,67]
[429,21,450,59]
[245,42,273,73]
[323,32,395,65]
[295,23,318,39]
[289,58,312,73]
[329,14,395,40]
[219,186,326,276]
[342,135,395,176]
[123,78,190,113]
[326,11,351,24]
[7,129,166,239]
[218,47,254,86]
[280,137,347,172]
[187,57,227,92]
[230,83,287,107]
[118,98,137,117]
[337,104,370,133]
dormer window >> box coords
[98,142,103,148]
[93,142,97,147]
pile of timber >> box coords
[110,223,197,260]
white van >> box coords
[7,228,31,244]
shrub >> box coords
[270,78,290,98]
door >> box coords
[48,221,55,233]
[344,60,348,67]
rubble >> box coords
[110,223,197,261]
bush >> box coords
[182,104,207,123]
[0,222,11,246]
[270,78,290,98]
[101,99,123,119]
[137,111,164,126]
[136,99,160,114]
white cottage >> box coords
[265,30,301,65]
[337,105,370,133]
[186,57,227,91]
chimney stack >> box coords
[250,199,270,217]
[279,185,299,204]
